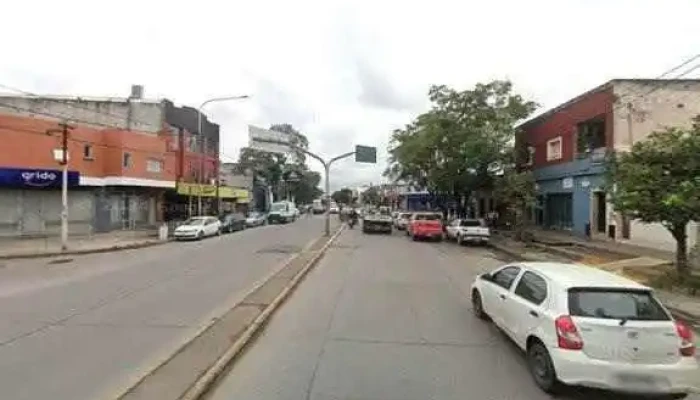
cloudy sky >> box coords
[2,0,700,190]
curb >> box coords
[0,240,168,260]
[491,240,700,326]
[181,224,345,400]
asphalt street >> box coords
[0,214,336,400]
[207,226,700,400]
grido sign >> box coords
[0,167,80,188]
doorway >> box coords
[595,192,606,233]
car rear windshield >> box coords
[414,214,441,221]
[460,219,483,227]
[568,288,670,321]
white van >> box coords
[268,201,298,224]
[312,199,325,214]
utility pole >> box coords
[47,122,74,251]
[198,135,206,215]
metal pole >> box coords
[61,151,68,251]
[48,122,73,252]
[196,95,249,217]
[324,162,330,236]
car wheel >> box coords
[665,394,689,400]
[216,229,221,236]
[527,341,561,394]
[471,290,488,320]
[197,231,204,240]
[412,234,418,241]
[457,234,463,246]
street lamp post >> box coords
[196,95,250,216]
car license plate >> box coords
[618,373,656,386]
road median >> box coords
[113,225,344,400]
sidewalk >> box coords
[0,230,165,259]
[490,235,700,334]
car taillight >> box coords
[555,315,583,350]
[675,321,696,357]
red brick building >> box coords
[0,87,219,236]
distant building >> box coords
[519,79,700,251]
[0,85,229,236]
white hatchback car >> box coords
[470,262,697,398]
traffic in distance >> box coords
[169,198,697,399]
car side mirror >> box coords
[480,273,492,282]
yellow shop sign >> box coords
[177,182,249,200]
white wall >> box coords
[610,80,700,252]
[0,95,164,133]
[612,80,700,150]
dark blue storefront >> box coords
[0,167,80,188]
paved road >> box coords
[208,227,699,400]
[0,215,336,400]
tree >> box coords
[291,170,323,205]
[331,188,354,205]
[607,121,700,276]
[494,170,537,240]
[362,186,380,205]
[385,81,538,214]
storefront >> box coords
[170,182,250,217]
[0,167,94,237]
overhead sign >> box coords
[249,125,292,154]
[0,167,79,188]
[355,145,377,163]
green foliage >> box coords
[607,121,700,274]
[385,81,538,201]
[494,169,537,240]
[331,188,354,205]
[362,186,380,205]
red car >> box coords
[407,212,444,241]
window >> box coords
[576,119,606,154]
[525,146,535,165]
[123,152,132,168]
[568,288,670,321]
[83,144,93,160]
[146,159,163,173]
[546,137,562,161]
[514,271,548,305]
[491,266,521,290]
[460,219,483,227]
[414,213,442,221]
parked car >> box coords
[470,261,697,398]
[220,213,246,233]
[406,212,444,241]
[246,211,267,227]
[395,212,413,230]
[445,218,490,245]
[173,216,221,240]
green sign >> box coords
[355,145,377,163]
